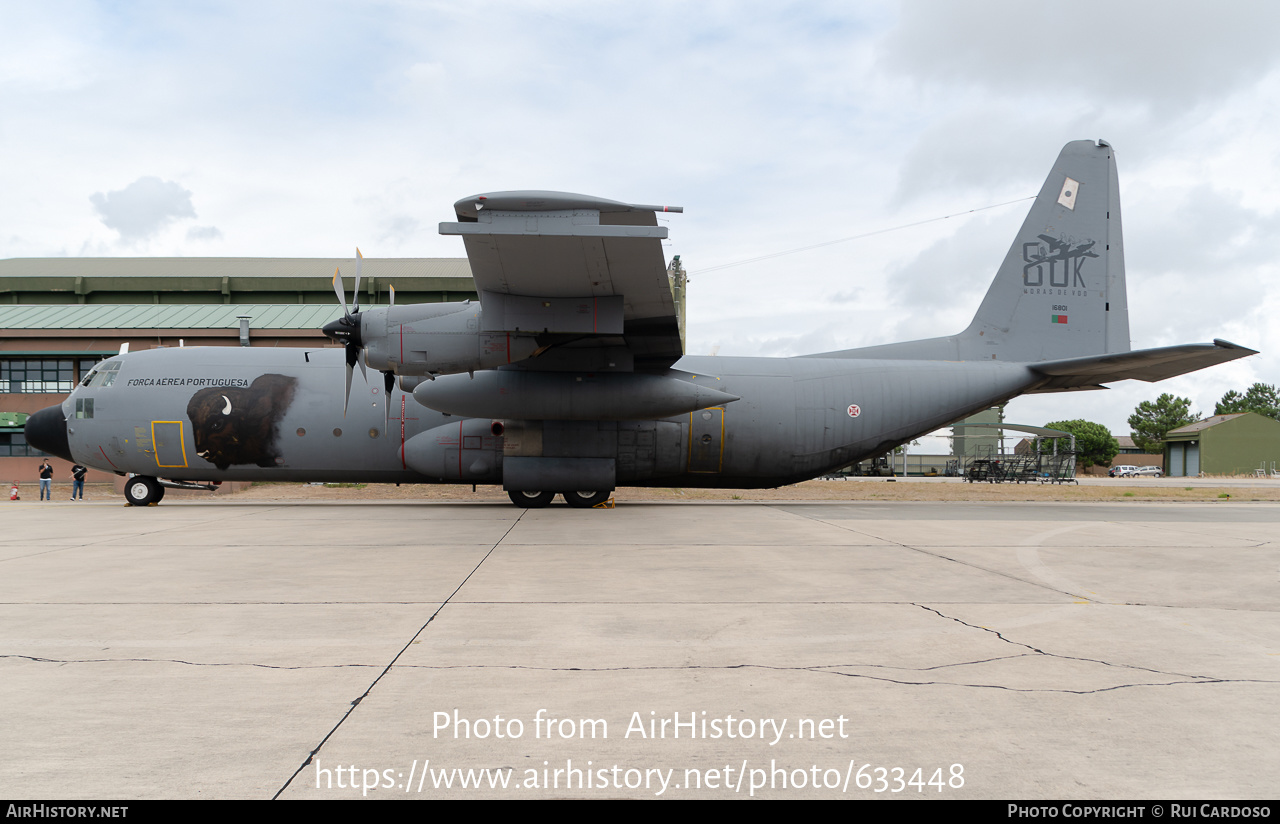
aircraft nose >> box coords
[24,404,73,462]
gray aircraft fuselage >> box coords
[52,346,1032,489]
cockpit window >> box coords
[91,361,122,388]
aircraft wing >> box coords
[1026,339,1257,392]
[440,191,684,370]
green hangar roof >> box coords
[0,257,476,305]
[0,304,346,330]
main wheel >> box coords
[508,490,555,508]
[124,476,160,506]
[562,490,611,508]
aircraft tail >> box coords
[812,140,1256,385]
[814,140,1130,365]
[964,138,1129,363]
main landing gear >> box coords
[506,490,613,509]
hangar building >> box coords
[1162,412,1280,477]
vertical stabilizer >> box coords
[966,139,1130,362]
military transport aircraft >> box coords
[25,140,1257,507]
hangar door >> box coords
[1168,442,1200,477]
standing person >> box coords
[71,463,87,501]
[38,460,53,501]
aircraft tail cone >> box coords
[25,405,73,462]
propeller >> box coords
[321,249,367,418]
[321,248,398,429]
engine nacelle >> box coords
[402,418,504,482]
[413,369,740,420]
[360,303,539,378]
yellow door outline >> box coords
[688,407,725,473]
[151,421,189,469]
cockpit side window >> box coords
[91,361,122,388]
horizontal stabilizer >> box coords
[1028,339,1257,391]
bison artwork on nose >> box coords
[186,374,298,470]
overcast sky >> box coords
[3,1,1279,442]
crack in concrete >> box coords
[772,505,1097,600]
[8,654,1272,701]
[911,602,1226,684]
[0,653,381,669]
[271,509,526,799]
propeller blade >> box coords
[383,371,396,432]
[332,266,349,318]
[353,248,363,314]
[343,343,361,419]
[389,284,395,307]
[343,359,353,419]
[357,346,368,384]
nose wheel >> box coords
[124,476,164,506]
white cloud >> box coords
[880,0,1280,115]
[89,177,197,244]
[0,1,1276,434]
[186,225,224,242]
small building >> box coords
[952,407,1002,458]
[1163,413,1280,477]
[1116,436,1146,455]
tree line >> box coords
[1041,383,1278,467]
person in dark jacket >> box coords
[39,460,53,501]
[71,464,87,501]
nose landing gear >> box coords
[124,476,165,506]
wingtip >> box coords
[1212,338,1258,352]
